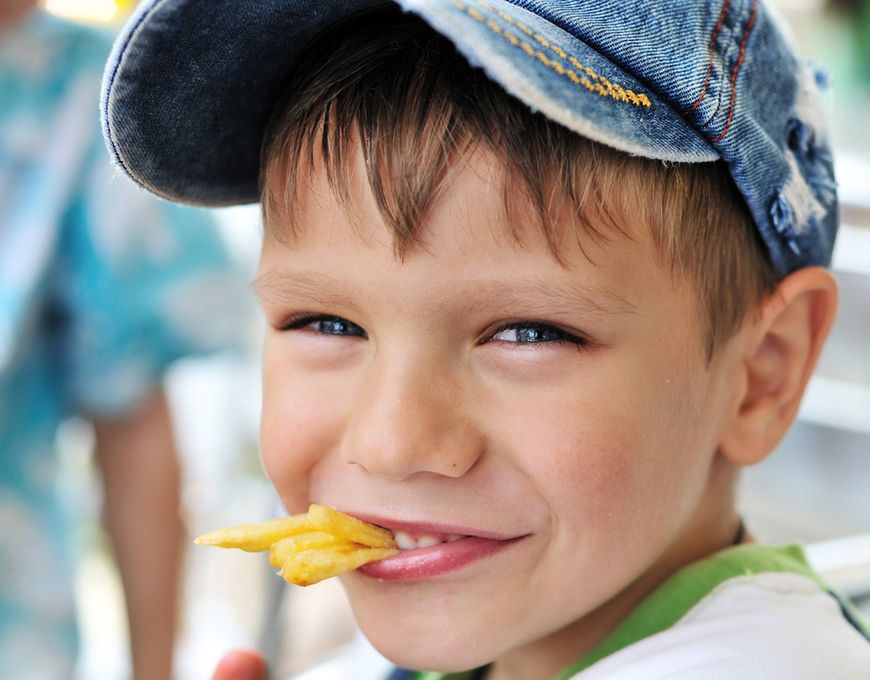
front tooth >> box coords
[394,531,417,550]
[416,534,442,549]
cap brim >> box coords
[102,0,387,205]
[102,0,718,206]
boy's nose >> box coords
[339,359,484,481]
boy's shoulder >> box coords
[574,544,870,679]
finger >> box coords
[212,649,268,680]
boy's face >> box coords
[257,145,743,673]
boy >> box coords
[101,0,870,678]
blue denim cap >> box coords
[101,0,837,274]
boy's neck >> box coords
[484,459,742,680]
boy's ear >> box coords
[719,266,838,466]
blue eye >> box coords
[283,315,367,338]
[489,322,585,346]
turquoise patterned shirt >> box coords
[0,10,247,676]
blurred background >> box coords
[8,0,870,678]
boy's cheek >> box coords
[540,425,653,532]
[531,394,707,536]
[260,376,348,513]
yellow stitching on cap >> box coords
[549,43,568,60]
[611,82,628,103]
[452,0,652,108]
[497,9,534,37]
[483,1,617,88]
[453,0,651,109]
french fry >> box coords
[195,504,398,586]
[194,514,317,552]
[308,504,396,548]
[268,532,337,568]
[280,545,400,586]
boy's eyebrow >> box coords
[254,271,344,306]
[468,279,636,317]
[253,271,636,317]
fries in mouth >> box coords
[195,504,398,586]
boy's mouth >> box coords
[349,516,525,580]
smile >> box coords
[353,519,525,581]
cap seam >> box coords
[710,0,757,143]
[684,0,732,116]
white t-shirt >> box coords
[574,571,870,679]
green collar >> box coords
[401,544,821,680]
[554,543,819,677]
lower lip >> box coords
[357,536,521,580]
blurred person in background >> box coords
[0,1,247,678]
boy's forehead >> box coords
[259,143,672,322]
[263,138,618,264]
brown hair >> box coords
[260,8,779,359]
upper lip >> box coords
[343,511,522,541]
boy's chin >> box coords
[365,633,487,676]
[347,593,497,673]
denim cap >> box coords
[101,0,837,274]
